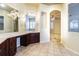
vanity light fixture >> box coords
[0,4,6,7]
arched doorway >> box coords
[50,10,61,42]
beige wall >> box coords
[61,4,79,54]
[0,9,14,33]
[39,4,50,43]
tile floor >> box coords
[15,34,79,56]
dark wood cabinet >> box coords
[35,33,40,42]
[0,39,9,56]
[30,33,40,43]
[5,39,9,56]
[20,33,40,46]
[20,34,30,46]
[26,34,30,45]
[9,37,16,56]
[0,37,16,56]
[0,32,40,56]
[20,35,27,46]
[0,41,6,56]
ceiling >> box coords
[0,3,62,12]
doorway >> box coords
[50,10,61,42]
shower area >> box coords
[50,10,61,42]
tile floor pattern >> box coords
[15,35,79,56]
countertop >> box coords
[0,32,39,44]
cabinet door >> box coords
[26,34,30,45]
[35,33,40,42]
[20,35,27,46]
[5,39,9,56]
[20,34,30,46]
[30,33,36,43]
[9,37,16,56]
[0,41,6,56]
[30,33,40,43]
[0,39,9,56]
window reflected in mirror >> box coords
[69,3,79,32]
[26,16,35,31]
[0,16,4,30]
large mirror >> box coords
[0,4,19,33]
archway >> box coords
[50,10,61,42]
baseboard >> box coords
[40,40,50,43]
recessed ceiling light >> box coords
[0,4,6,7]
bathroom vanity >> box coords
[0,32,40,56]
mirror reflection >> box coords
[0,4,19,33]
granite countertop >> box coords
[0,31,39,44]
